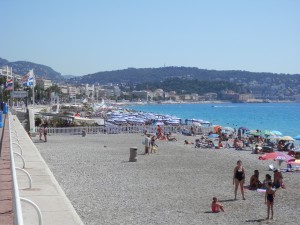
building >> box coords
[68,86,77,97]
[0,66,13,79]
[36,78,53,90]
[132,90,148,100]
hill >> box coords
[68,66,300,86]
[0,57,64,82]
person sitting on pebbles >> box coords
[166,132,177,141]
[184,140,194,145]
[211,197,225,213]
[249,170,262,190]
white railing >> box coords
[9,113,43,225]
[8,114,24,225]
[35,125,213,136]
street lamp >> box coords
[0,84,4,103]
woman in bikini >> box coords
[233,160,246,200]
[265,182,275,220]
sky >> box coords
[1,0,299,76]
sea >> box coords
[127,103,300,138]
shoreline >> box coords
[116,100,295,107]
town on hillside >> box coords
[1,65,300,106]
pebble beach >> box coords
[34,133,300,225]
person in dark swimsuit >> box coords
[265,182,275,220]
[233,160,246,200]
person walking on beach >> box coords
[43,123,48,142]
[144,135,151,155]
[39,123,43,140]
[265,182,275,220]
[150,135,158,153]
[233,160,246,200]
[157,125,162,139]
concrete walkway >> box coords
[11,114,85,225]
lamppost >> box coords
[0,84,4,105]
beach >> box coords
[34,133,300,225]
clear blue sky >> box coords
[1,0,299,76]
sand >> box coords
[34,133,300,225]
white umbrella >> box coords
[192,122,202,127]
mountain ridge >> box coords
[0,57,65,82]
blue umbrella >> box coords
[294,135,300,140]
[208,133,219,139]
[239,127,249,130]
[271,130,282,136]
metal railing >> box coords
[8,114,24,225]
[35,124,213,136]
[9,113,43,225]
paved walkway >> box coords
[1,114,84,225]
[0,114,13,225]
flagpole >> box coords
[32,69,35,108]
[11,67,14,109]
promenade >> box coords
[0,114,84,225]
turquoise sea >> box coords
[128,103,300,137]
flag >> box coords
[5,79,13,91]
[22,70,35,87]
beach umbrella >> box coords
[266,135,280,140]
[239,127,249,131]
[223,126,234,131]
[208,133,219,139]
[271,130,282,136]
[260,130,274,136]
[155,121,164,126]
[293,135,300,140]
[213,125,222,133]
[288,160,300,165]
[259,152,295,162]
[248,131,261,136]
[280,136,294,141]
[192,122,202,127]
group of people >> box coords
[143,125,180,155]
[144,135,158,155]
[213,160,281,220]
[231,160,281,219]
[249,169,284,190]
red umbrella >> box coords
[259,152,295,162]
[288,160,300,165]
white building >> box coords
[0,66,13,79]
